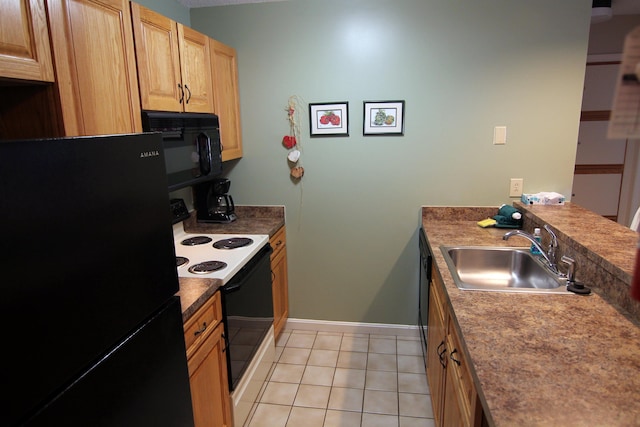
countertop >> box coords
[176,205,285,322]
[422,204,640,426]
[182,205,285,237]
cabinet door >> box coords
[210,39,243,160]
[443,364,466,427]
[130,2,183,112]
[270,227,288,338]
[187,323,233,427]
[47,0,142,136]
[271,244,289,338]
[178,24,214,113]
[426,270,447,426]
[0,0,54,82]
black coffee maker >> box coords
[194,178,237,223]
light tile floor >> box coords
[244,329,435,427]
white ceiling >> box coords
[178,0,640,15]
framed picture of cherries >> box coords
[309,102,349,137]
[363,100,405,136]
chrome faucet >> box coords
[503,225,560,274]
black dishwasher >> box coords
[418,227,432,367]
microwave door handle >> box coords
[196,132,212,175]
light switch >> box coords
[493,126,507,145]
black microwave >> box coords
[142,111,223,192]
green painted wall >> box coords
[189,0,591,325]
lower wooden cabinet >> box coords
[426,268,447,426]
[270,226,289,338]
[184,291,233,427]
[427,261,484,427]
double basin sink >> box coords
[440,246,571,294]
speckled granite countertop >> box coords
[176,277,222,322]
[176,205,285,322]
[183,205,284,237]
[422,204,640,427]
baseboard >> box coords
[283,318,421,337]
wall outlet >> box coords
[509,178,523,197]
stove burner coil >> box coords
[181,236,213,246]
[188,260,227,274]
[176,256,189,267]
[213,237,253,249]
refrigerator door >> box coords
[23,298,194,427]
[0,134,183,425]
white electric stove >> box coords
[172,223,269,283]
[172,221,275,427]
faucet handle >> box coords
[561,256,576,282]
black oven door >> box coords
[220,243,274,391]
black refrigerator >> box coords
[0,133,195,427]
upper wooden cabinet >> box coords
[0,0,54,82]
[210,39,243,160]
[46,0,142,136]
[131,3,214,113]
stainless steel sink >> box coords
[440,246,571,294]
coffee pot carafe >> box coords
[211,194,235,215]
[195,178,237,223]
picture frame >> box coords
[309,102,349,137]
[363,100,405,136]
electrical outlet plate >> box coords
[509,178,523,197]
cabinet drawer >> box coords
[270,226,286,261]
[184,291,222,356]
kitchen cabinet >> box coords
[426,266,447,426]
[184,290,233,427]
[130,3,214,114]
[427,262,483,427]
[46,0,142,136]
[270,226,289,338]
[0,0,54,82]
[210,39,243,161]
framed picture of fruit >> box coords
[309,102,349,137]
[363,100,405,135]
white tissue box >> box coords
[521,193,565,205]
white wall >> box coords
[191,0,592,324]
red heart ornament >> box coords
[282,135,297,149]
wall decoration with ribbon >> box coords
[284,95,305,180]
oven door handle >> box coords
[223,283,243,293]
